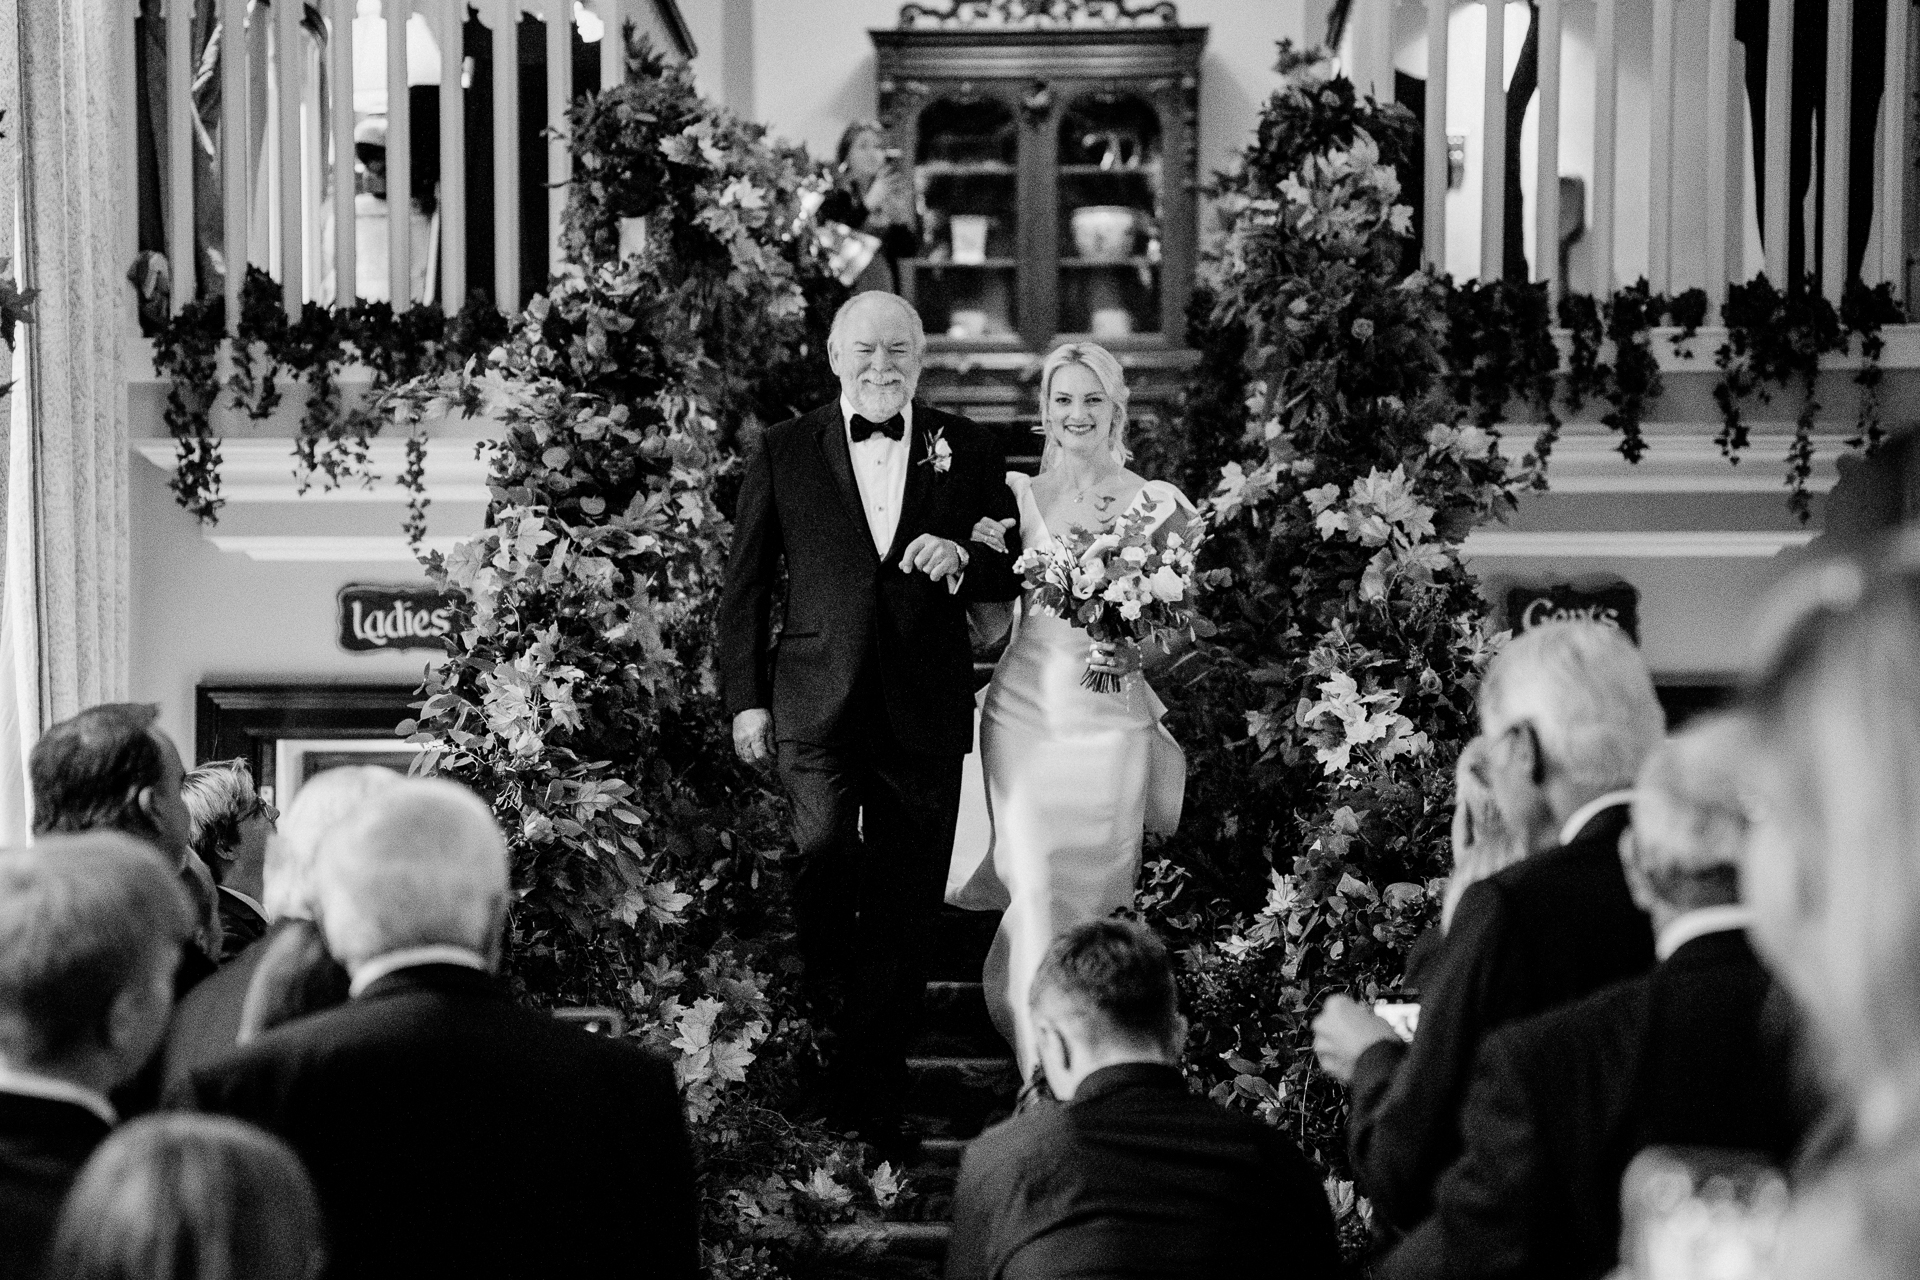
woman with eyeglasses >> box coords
[182,761,279,962]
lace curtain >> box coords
[0,0,134,842]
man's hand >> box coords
[1312,995,1401,1084]
[900,533,965,583]
[732,709,775,765]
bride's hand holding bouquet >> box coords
[1015,500,1211,693]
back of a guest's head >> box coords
[1479,620,1664,793]
[1745,548,1920,1108]
[0,836,192,1072]
[31,704,175,842]
[1030,919,1181,1055]
[312,778,508,968]
[263,765,403,921]
[181,759,260,880]
[43,1113,324,1280]
[1625,716,1753,912]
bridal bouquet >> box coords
[1016,503,1210,693]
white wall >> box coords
[128,458,437,756]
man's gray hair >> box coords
[262,765,403,921]
[0,835,192,1066]
[312,777,508,967]
[1480,620,1665,793]
[827,291,926,355]
[1628,715,1752,902]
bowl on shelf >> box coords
[1071,206,1139,262]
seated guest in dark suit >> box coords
[1378,715,1802,1280]
[32,703,223,989]
[182,759,278,961]
[947,920,1339,1280]
[0,835,192,1278]
[160,766,393,1095]
[1312,620,1664,1231]
[174,778,700,1280]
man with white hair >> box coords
[0,836,192,1277]
[1312,620,1665,1232]
[174,778,698,1280]
[716,291,1022,1156]
[1377,716,1801,1279]
[160,766,399,1093]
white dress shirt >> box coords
[348,944,490,998]
[1558,790,1636,847]
[842,395,912,558]
[1655,904,1753,961]
[0,1060,116,1126]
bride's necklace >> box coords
[1062,461,1122,511]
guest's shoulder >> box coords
[960,1103,1075,1179]
[1483,970,1648,1078]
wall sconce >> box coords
[1447,135,1467,189]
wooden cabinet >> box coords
[870,5,1206,460]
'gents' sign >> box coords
[1506,581,1641,643]
[337,584,456,653]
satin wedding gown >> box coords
[946,472,1190,1075]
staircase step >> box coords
[816,1222,950,1280]
[914,981,1006,1057]
[906,1055,1021,1140]
[917,1135,969,1169]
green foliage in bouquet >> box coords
[1135,45,1542,1238]
[382,45,897,1279]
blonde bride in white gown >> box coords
[945,342,1192,1080]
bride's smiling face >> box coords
[1046,362,1116,462]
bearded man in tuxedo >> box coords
[717,292,1021,1156]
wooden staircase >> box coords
[827,907,1020,1278]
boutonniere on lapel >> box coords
[921,426,953,475]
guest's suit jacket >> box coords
[160,918,350,1097]
[215,886,269,960]
[1377,930,1800,1280]
[176,964,699,1280]
[0,1093,111,1277]
[716,400,1020,754]
[1348,801,1654,1230]
[947,1063,1341,1280]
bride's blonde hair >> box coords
[1037,342,1131,472]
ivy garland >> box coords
[147,271,507,541]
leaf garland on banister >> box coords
[147,268,507,540]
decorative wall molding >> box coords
[133,439,494,506]
[898,0,1179,29]
[1462,530,1818,559]
[204,535,465,563]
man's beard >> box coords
[849,377,914,420]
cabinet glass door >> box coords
[1056,92,1163,339]
[909,97,1021,341]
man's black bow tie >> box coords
[849,413,906,443]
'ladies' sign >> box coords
[337,584,455,653]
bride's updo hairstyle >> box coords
[1038,342,1131,472]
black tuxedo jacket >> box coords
[716,400,1020,754]
[1378,930,1800,1280]
[175,964,699,1280]
[0,1092,111,1277]
[1349,802,1655,1230]
[947,1063,1340,1280]
[216,887,269,961]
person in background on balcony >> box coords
[944,342,1196,1091]
[820,122,920,293]
[946,920,1340,1280]
[1311,621,1662,1235]
[1377,714,1803,1280]
[351,116,437,307]
[42,1114,324,1280]
[1737,0,1887,290]
[181,761,278,962]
